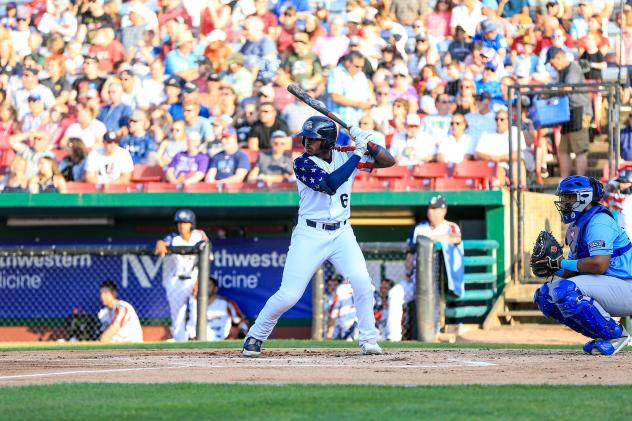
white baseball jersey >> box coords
[163,229,208,280]
[97,300,143,342]
[186,295,238,340]
[293,150,355,222]
[247,142,379,345]
[407,220,462,245]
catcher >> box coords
[532,176,632,356]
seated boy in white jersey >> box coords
[155,209,209,341]
[243,115,396,357]
[387,195,462,341]
[185,276,249,340]
[97,280,143,343]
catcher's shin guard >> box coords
[534,283,597,338]
[549,280,623,340]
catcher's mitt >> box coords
[530,231,564,278]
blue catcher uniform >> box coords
[534,176,632,356]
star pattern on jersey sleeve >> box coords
[293,154,331,193]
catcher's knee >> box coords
[534,283,558,318]
[549,280,622,340]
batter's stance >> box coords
[243,116,395,356]
[533,176,632,356]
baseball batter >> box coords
[155,209,208,341]
[533,176,632,356]
[243,116,396,356]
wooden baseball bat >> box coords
[287,83,351,131]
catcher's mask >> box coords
[298,116,337,154]
[554,176,603,224]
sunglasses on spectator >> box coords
[171,127,183,132]
[438,100,451,104]
[359,121,372,126]
[33,136,45,141]
[495,117,507,121]
[259,109,273,114]
[450,121,464,126]
[378,91,389,96]
[183,108,196,113]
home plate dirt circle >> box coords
[0,348,631,386]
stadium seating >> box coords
[65,182,100,193]
[352,179,387,191]
[144,182,181,192]
[371,165,410,180]
[244,149,259,167]
[412,162,450,188]
[184,183,219,193]
[221,181,264,193]
[435,178,476,191]
[390,178,431,191]
[132,165,164,183]
[52,149,68,161]
[267,181,297,191]
[453,160,497,189]
[102,183,133,193]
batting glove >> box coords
[350,126,370,156]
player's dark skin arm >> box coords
[559,255,611,277]
[367,141,396,168]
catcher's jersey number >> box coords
[340,194,349,208]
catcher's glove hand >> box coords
[530,231,564,278]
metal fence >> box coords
[0,243,210,342]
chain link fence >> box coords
[0,243,211,342]
[317,243,417,341]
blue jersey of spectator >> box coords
[119,133,158,164]
[272,0,311,17]
[209,150,251,181]
[168,103,210,121]
[97,103,133,132]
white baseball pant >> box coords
[164,276,196,341]
[247,220,377,344]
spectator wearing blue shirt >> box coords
[498,0,529,19]
[327,51,371,127]
[165,31,200,81]
[273,0,311,18]
[182,100,214,143]
[472,19,508,59]
[239,16,280,83]
[205,127,251,183]
[119,110,157,164]
[475,62,502,100]
[97,81,133,134]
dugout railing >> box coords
[0,242,211,342]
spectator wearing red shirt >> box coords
[534,16,575,55]
[200,0,231,36]
[88,26,125,75]
[158,0,192,29]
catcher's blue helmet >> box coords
[174,209,196,228]
[298,116,337,152]
[555,176,603,224]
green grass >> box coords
[0,339,590,353]
[1,384,632,420]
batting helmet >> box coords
[174,208,196,228]
[554,176,603,224]
[298,116,337,152]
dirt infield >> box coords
[1,346,631,387]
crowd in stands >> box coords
[0,0,631,193]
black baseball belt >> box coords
[305,219,347,231]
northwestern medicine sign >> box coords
[0,238,310,321]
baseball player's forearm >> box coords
[576,255,611,274]
[321,154,361,194]
[99,324,120,342]
[367,141,396,168]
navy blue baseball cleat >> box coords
[242,337,263,357]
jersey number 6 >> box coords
[340,194,349,208]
